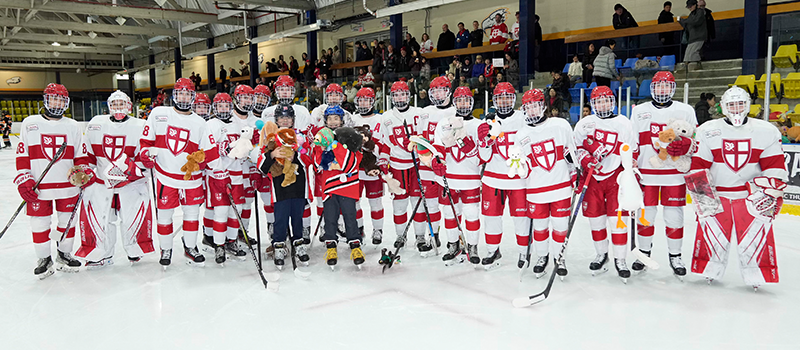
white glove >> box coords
[746,177,787,220]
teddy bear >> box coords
[270,128,299,187]
[786,126,800,143]
[505,145,527,178]
[227,126,254,159]
[181,150,205,180]
[649,118,695,172]
[354,125,380,176]
[314,127,339,171]
[440,116,468,148]
[407,135,439,167]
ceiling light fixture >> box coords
[88,31,97,39]
[51,42,61,46]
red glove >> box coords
[476,122,491,142]
[139,149,155,169]
[432,159,447,177]
[579,153,599,172]
[80,167,97,189]
[667,136,693,157]
[378,158,389,175]
[250,173,263,190]
[582,137,610,160]
[460,137,476,154]
[15,174,38,202]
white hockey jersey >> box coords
[77,115,146,188]
[630,101,698,186]
[478,111,527,189]
[233,111,260,178]
[140,106,219,189]
[691,118,788,199]
[14,115,83,200]
[351,112,384,181]
[206,117,244,185]
[574,114,636,182]
[262,104,314,138]
[379,106,423,171]
[418,105,454,181]
[432,117,482,190]
[517,117,576,203]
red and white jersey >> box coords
[433,117,482,190]
[517,117,576,203]
[378,107,423,171]
[205,118,244,185]
[691,118,787,199]
[76,115,145,187]
[574,114,636,182]
[233,112,261,177]
[631,101,698,186]
[489,23,509,44]
[511,22,520,40]
[262,104,314,138]
[140,106,219,189]
[417,105,454,181]
[15,115,82,200]
[479,111,527,189]
[351,112,384,181]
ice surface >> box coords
[0,138,798,349]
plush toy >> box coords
[270,128,299,187]
[651,128,675,165]
[228,126,255,159]
[650,119,695,172]
[488,118,503,140]
[505,146,527,178]
[440,116,468,148]
[67,165,94,187]
[331,127,363,179]
[787,126,800,143]
[407,135,440,167]
[181,150,205,180]
[354,125,380,176]
[616,143,649,228]
[259,120,279,149]
[314,127,338,171]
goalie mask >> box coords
[193,93,212,120]
[720,86,751,127]
[275,75,296,104]
[391,81,411,110]
[522,89,546,125]
[107,90,132,121]
[355,87,376,115]
[590,86,616,118]
[172,78,196,111]
[233,84,255,113]
[429,76,452,107]
[650,71,676,104]
[212,93,233,121]
[325,84,345,106]
[253,85,271,112]
[43,83,70,117]
[452,86,474,118]
[493,82,516,115]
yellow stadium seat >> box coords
[12,100,19,107]
[749,104,762,117]
[786,104,800,126]
[755,73,781,99]
[1,101,7,108]
[14,107,21,115]
[729,75,756,94]
[773,44,799,69]
[771,104,789,114]
[783,72,800,99]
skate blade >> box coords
[559,275,566,281]
[276,265,284,271]
[444,255,467,266]
[418,250,436,258]
[55,264,80,273]
[355,264,363,270]
[161,265,169,271]
[37,269,55,280]
[534,272,546,279]
[483,261,501,271]
[329,265,336,271]
[590,267,609,276]
[231,255,246,262]
[632,268,646,275]
[620,277,628,284]
[85,264,110,271]
[217,262,225,267]
[185,260,205,267]
[673,274,685,282]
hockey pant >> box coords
[691,197,779,286]
[440,188,480,245]
[27,194,80,259]
[583,170,629,259]
[75,180,154,261]
[390,168,440,240]
[527,198,571,258]
[482,184,529,255]
[357,179,384,233]
[637,185,686,255]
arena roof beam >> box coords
[0,17,212,37]
[7,32,148,46]
[215,0,315,11]
[0,50,118,60]
[1,43,126,54]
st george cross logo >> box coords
[593,129,619,153]
[448,136,477,161]
[102,135,126,161]
[494,131,517,160]
[649,123,666,150]
[40,134,67,161]
[166,126,190,156]
[722,139,751,173]
[530,139,557,172]
[226,134,239,143]
[390,126,409,150]
[425,122,437,140]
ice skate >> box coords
[482,249,502,271]
[631,249,650,273]
[127,256,141,266]
[238,229,257,245]
[350,240,365,269]
[589,253,608,276]
[302,226,311,245]
[415,235,434,258]
[34,257,54,279]
[183,242,206,267]
[294,240,310,266]
[517,253,528,269]
[214,245,226,266]
[467,244,480,265]
[56,250,81,273]
[224,239,246,261]
[325,241,338,270]
[372,228,383,245]
[159,249,172,270]
[669,254,687,281]
[201,234,215,252]
[86,256,114,270]
[393,233,407,249]
[264,244,274,259]
[273,242,287,270]
[533,254,549,278]
[442,241,466,266]
[615,258,631,283]
[556,258,568,280]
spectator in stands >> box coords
[510,12,521,41]
[420,33,433,54]
[448,57,459,76]
[316,73,328,88]
[397,47,411,78]
[363,42,374,61]
[472,55,486,78]
[504,53,519,88]
[374,86,384,109]
[229,67,241,78]
[230,82,239,94]
[546,88,567,117]
[333,46,342,65]
[658,2,675,46]
[419,57,431,82]
[195,74,202,90]
[489,13,509,45]
[308,85,322,109]
[459,57,472,79]
[303,53,315,82]
[240,60,250,76]
[384,44,398,82]
[695,92,716,125]
[373,41,386,75]
[679,0,707,67]
[592,39,619,87]
[582,104,592,118]
[356,41,366,61]
[409,50,422,78]
[470,21,484,47]
[345,83,358,104]
[266,58,277,73]
[582,43,597,83]
[219,64,227,88]
[568,55,583,83]
[417,89,430,108]
[290,56,300,80]
[278,56,289,72]
[459,75,469,87]
[473,74,488,108]
[613,4,638,29]
[699,0,715,60]
[437,24,456,52]
[533,14,543,71]
[456,22,470,49]
[403,33,420,55]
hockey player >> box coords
[574,86,637,281]
[252,84,272,117]
[378,80,435,255]
[432,86,483,265]
[629,71,698,277]
[516,89,576,278]
[689,86,788,289]
[476,82,529,269]
[74,90,153,268]
[250,84,276,242]
[230,85,260,247]
[310,83,349,125]
[15,83,83,277]
[138,78,220,269]
[193,93,212,121]
[350,87,385,244]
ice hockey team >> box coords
[11,72,788,291]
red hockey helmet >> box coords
[355,87,376,115]
[193,92,212,120]
[429,76,452,107]
[522,89,546,125]
[452,86,474,117]
[590,86,616,118]
[43,83,70,116]
[233,84,255,112]
[391,81,411,109]
[650,71,676,104]
[253,84,271,112]
[212,93,233,120]
[325,83,345,106]
[173,78,196,110]
[493,82,516,115]
[275,75,296,104]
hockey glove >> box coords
[666,136,693,157]
[138,149,155,169]
[459,136,476,155]
[582,137,611,161]
[577,149,600,173]
[14,173,38,202]
[377,158,389,175]
[431,158,447,177]
[476,122,492,147]
[746,177,787,220]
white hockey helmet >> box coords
[720,86,750,127]
[107,90,132,120]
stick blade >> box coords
[512,292,547,308]
[633,249,660,270]
[264,271,281,282]
[266,281,280,292]
[294,268,312,279]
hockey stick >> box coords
[0,140,68,240]
[433,155,473,263]
[254,189,262,270]
[380,196,423,273]
[513,167,595,308]
[402,121,439,256]
[226,183,280,291]
[308,207,324,250]
[58,188,84,242]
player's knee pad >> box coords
[483,215,503,234]
[55,210,71,227]
[181,205,200,223]
[663,206,684,229]
[213,206,229,224]
[368,197,383,211]
[29,215,50,233]
[463,202,479,221]
[643,206,658,225]
[532,218,549,231]
[393,197,409,216]
[607,216,628,234]
[551,216,568,233]
[588,216,607,230]
[513,216,530,234]
[157,208,175,225]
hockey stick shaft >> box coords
[226,184,271,290]
[383,196,423,273]
[58,188,84,242]
[254,188,262,270]
[0,141,68,240]
[402,121,438,255]
[433,155,472,260]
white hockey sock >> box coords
[30,216,51,259]
[181,205,200,249]
[667,237,683,256]
[368,197,384,232]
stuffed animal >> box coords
[650,119,695,172]
[651,128,675,165]
[314,127,338,171]
[616,143,649,228]
[488,118,503,140]
[787,126,800,143]
[228,126,254,159]
[67,165,94,187]
[259,120,279,149]
[407,135,439,167]
[505,146,527,178]
[440,116,468,148]
[331,127,363,178]
[181,150,205,180]
[270,128,299,187]
[354,125,380,176]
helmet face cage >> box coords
[253,93,271,111]
[650,80,676,104]
[213,100,233,119]
[325,91,345,106]
[173,88,196,110]
[108,97,132,120]
[453,95,474,117]
[44,93,70,116]
[193,103,211,119]
[493,92,516,114]
[523,101,546,125]
[590,95,616,118]
[234,92,255,112]
[723,100,749,126]
[355,96,375,115]
[429,87,451,107]
[276,86,295,104]
[391,90,411,109]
